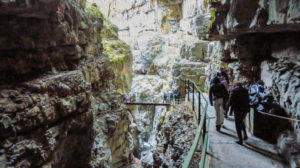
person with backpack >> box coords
[227,82,250,145]
[220,68,230,86]
[217,72,229,90]
[214,72,230,118]
[209,76,229,131]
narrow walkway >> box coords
[203,94,287,168]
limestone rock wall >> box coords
[203,0,300,165]
[92,0,213,98]
[90,0,212,166]
[203,0,300,117]
[0,0,134,167]
[154,104,197,167]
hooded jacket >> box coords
[209,77,229,106]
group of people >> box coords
[163,92,181,104]
[209,68,250,145]
[123,93,136,103]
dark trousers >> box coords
[234,111,247,141]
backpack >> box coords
[218,76,229,90]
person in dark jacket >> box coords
[220,68,229,85]
[227,82,250,145]
[163,92,167,103]
[209,77,229,131]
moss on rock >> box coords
[208,8,216,33]
[159,2,182,33]
[85,2,118,40]
[85,2,132,94]
[102,40,130,64]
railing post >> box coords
[187,80,190,101]
[198,91,201,124]
[184,80,186,96]
[192,83,195,111]
[203,113,206,142]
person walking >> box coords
[123,94,127,103]
[227,82,250,145]
[126,95,130,103]
[215,72,230,118]
[170,92,174,104]
[220,68,229,86]
[217,72,229,91]
[209,76,229,131]
[163,92,167,103]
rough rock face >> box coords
[153,104,197,167]
[260,44,300,116]
[202,0,300,117]
[95,0,210,95]
[93,0,212,165]
[0,0,134,167]
[0,0,101,85]
[173,40,210,92]
[202,0,300,39]
[202,0,300,166]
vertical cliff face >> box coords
[200,0,300,118]
[200,0,300,166]
[0,0,134,167]
[93,0,213,98]
[90,0,211,166]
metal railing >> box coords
[182,80,210,168]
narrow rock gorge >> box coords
[1,0,300,167]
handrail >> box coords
[199,118,210,168]
[182,107,206,167]
[188,80,209,104]
[182,79,210,168]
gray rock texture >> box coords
[0,0,134,167]
[203,0,300,116]
[153,104,197,167]
[203,0,300,166]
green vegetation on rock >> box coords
[85,2,118,40]
[101,23,118,40]
[85,2,102,18]
[85,2,132,94]
[208,8,216,33]
[159,2,182,33]
[85,2,130,65]
[102,40,131,64]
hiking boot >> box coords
[216,125,221,132]
[235,140,243,145]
